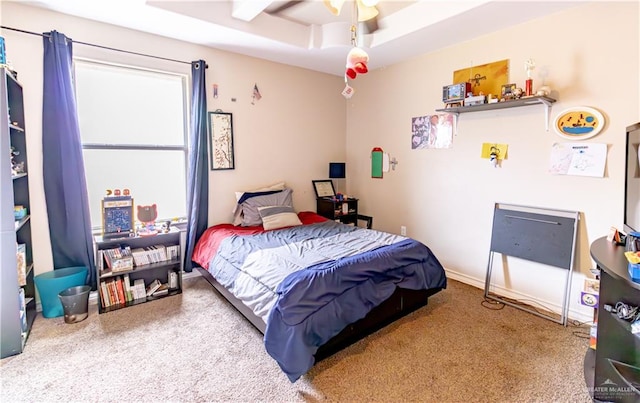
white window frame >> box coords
[73,58,190,232]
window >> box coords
[74,59,188,231]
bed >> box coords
[192,196,447,382]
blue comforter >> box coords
[208,221,446,382]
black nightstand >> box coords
[316,197,358,226]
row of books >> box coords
[131,244,180,266]
[99,274,139,309]
[99,275,173,309]
[98,244,180,275]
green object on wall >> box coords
[371,147,383,178]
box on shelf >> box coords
[629,263,640,283]
[14,205,26,220]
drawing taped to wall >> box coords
[411,114,454,149]
[549,142,606,177]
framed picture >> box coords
[312,180,336,198]
[501,83,517,99]
[553,106,605,140]
[101,196,134,239]
[208,111,234,170]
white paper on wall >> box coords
[549,143,607,177]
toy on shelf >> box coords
[137,204,158,236]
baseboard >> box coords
[444,268,594,325]
[65,268,593,324]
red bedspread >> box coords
[192,211,328,269]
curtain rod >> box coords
[1,25,196,66]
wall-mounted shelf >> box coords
[435,95,556,132]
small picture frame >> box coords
[208,111,235,170]
[501,83,516,99]
[312,180,336,198]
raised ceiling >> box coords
[18,1,584,76]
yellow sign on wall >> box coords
[453,59,509,98]
[481,143,508,160]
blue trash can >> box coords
[34,266,88,318]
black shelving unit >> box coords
[316,197,358,226]
[94,227,185,314]
[587,237,640,402]
[1,67,37,358]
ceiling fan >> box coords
[268,0,381,33]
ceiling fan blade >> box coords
[269,0,305,15]
[323,0,346,16]
[356,1,378,22]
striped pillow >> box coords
[258,206,302,230]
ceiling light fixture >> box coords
[323,0,379,22]
[341,1,370,98]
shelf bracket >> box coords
[537,98,553,131]
[450,112,459,136]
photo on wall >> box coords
[411,114,454,149]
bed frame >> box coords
[196,266,443,362]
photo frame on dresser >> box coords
[312,180,336,198]
[208,110,235,170]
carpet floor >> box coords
[0,274,592,402]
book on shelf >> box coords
[166,245,180,260]
[100,281,110,308]
[122,273,133,303]
[145,279,162,297]
[115,277,126,305]
[108,279,120,307]
[151,284,169,297]
[133,279,146,301]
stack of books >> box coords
[145,279,169,298]
[100,246,134,273]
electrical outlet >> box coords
[400,226,407,236]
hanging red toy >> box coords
[345,46,369,80]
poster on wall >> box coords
[411,114,454,149]
[548,142,606,177]
[453,59,509,98]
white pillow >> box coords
[258,205,302,230]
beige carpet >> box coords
[0,274,591,402]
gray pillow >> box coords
[241,188,294,226]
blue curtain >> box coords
[184,60,209,272]
[42,31,95,287]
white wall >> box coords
[346,1,640,321]
[1,2,346,276]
